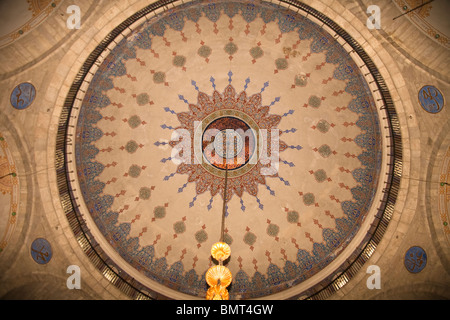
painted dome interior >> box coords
[65,0,394,299]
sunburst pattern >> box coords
[69,0,386,299]
[169,79,292,204]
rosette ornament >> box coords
[206,265,233,288]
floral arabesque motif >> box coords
[169,82,290,203]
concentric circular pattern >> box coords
[68,0,390,299]
[202,116,256,171]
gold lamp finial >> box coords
[206,165,232,300]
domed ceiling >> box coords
[394,0,450,49]
[0,0,60,48]
[60,0,398,300]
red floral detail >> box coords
[170,84,286,201]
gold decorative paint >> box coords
[210,242,231,262]
[206,284,229,300]
[205,265,232,288]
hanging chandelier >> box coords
[206,244,232,300]
[206,164,232,300]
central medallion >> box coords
[202,116,256,171]
[214,129,243,159]
[194,106,263,180]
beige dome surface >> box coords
[0,0,61,48]
[63,0,397,299]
